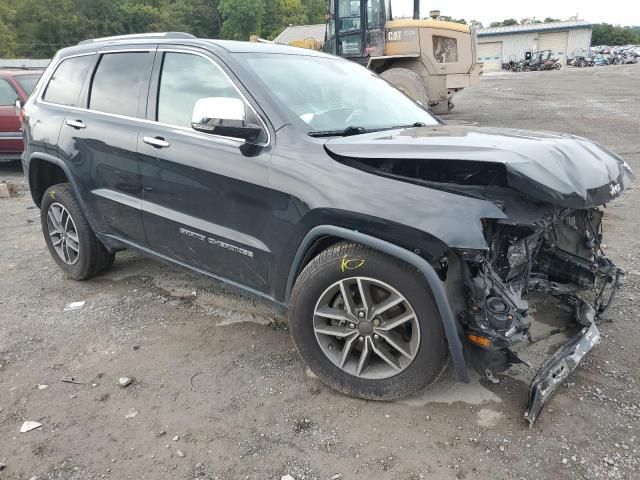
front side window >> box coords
[43,55,94,106]
[242,54,438,133]
[0,79,17,106]
[89,52,154,117]
[433,36,458,63]
[157,52,248,129]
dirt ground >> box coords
[1,65,639,480]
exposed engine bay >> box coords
[456,206,623,424]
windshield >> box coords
[240,54,438,134]
[15,74,41,95]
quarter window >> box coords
[0,79,16,106]
[89,52,154,117]
[43,55,93,106]
[157,52,247,128]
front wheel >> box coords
[288,242,447,400]
[40,183,115,280]
[554,63,562,70]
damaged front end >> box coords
[457,207,624,425]
[324,124,634,424]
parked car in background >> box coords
[0,68,43,162]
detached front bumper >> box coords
[524,315,600,426]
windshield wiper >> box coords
[391,122,427,129]
[308,126,367,138]
[308,122,427,138]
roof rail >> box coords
[78,32,196,45]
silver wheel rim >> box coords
[47,202,80,265]
[313,277,421,380]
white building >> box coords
[476,21,593,72]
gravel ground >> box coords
[1,64,639,480]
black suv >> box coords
[22,32,633,424]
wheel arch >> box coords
[27,152,111,250]
[28,153,74,207]
[285,225,470,383]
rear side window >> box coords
[89,52,154,117]
[43,55,93,106]
[0,79,16,105]
[16,75,41,95]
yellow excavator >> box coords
[323,1,483,113]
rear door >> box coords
[55,47,156,245]
[0,77,22,159]
[137,47,273,292]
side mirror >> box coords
[15,98,23,116]
[191,97,263,142]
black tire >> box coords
[289,242,448,401]
[380,68,430,107]
[40,183,115,280]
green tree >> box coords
[0,3,17,57]
[119,1,166,32]
[544,17,560,23]
[592,23,640,45]
[302,0,325,24]
[179,0,222,38]
[263,0,307,39]
[218,0,264,39]
[489,18,517,27]
[14,0,79,57]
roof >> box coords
[387,19,470,33]
[273,24,326,45]
[0,59,50,69]
[478,20,592,37]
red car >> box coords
[0,69,43,162]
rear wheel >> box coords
[41,183,115,280]
[289,242,447,400]
[380,68,430,108]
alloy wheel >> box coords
[313,277,421,379]
[47,202,80,265]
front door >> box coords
[138,49,273,293]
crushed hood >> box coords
[324,125,634,208]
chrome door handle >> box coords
[66,119,86,129]
[143,136,170,149]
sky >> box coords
[392,0,640,26]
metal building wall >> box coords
[478,33,537,63]
[567,28,592,58]
[478,27,593,64]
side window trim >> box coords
[146,47,271,147]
